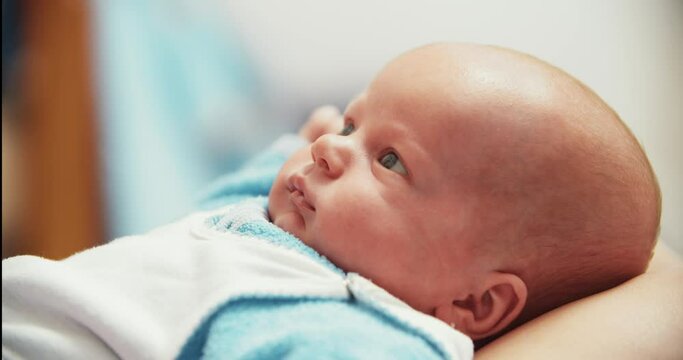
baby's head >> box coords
[268,43,660,340]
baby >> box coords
[270,42,660,339]
[2,42,660,359]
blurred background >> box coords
[2,0,682,259]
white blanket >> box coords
[2,207,472,359]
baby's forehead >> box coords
[347,45,611,177]
[371,44,577,113]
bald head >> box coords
[379,43,661,321]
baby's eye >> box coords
[379,152,407,175]
[340,123,355,136]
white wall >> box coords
[216,0,682,254]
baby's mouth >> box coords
[287,174,316,212]
[290,189,315,211]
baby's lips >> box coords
[290,189,315,212]
[288,172,316,210]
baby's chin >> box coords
[270,209,308,243]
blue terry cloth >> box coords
[193,298,446,359]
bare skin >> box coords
[299,107,683,359]
[270,42,662,341]
[476,242,683,359]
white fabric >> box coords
[2,207,472,359]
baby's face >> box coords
[272,43,660,338]
[268,52,486,312]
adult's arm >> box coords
[476,241,683,359]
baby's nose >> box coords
[310,134,352,178]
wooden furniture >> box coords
[13,0,104,259]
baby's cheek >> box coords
[317,197,371,247]
[321,192,367,230]
[313,221,388,278]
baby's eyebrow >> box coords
[345,93,367,114]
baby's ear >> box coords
[434,272,527,340]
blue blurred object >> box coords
[91,0,278,238]
[2,0,22,97]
